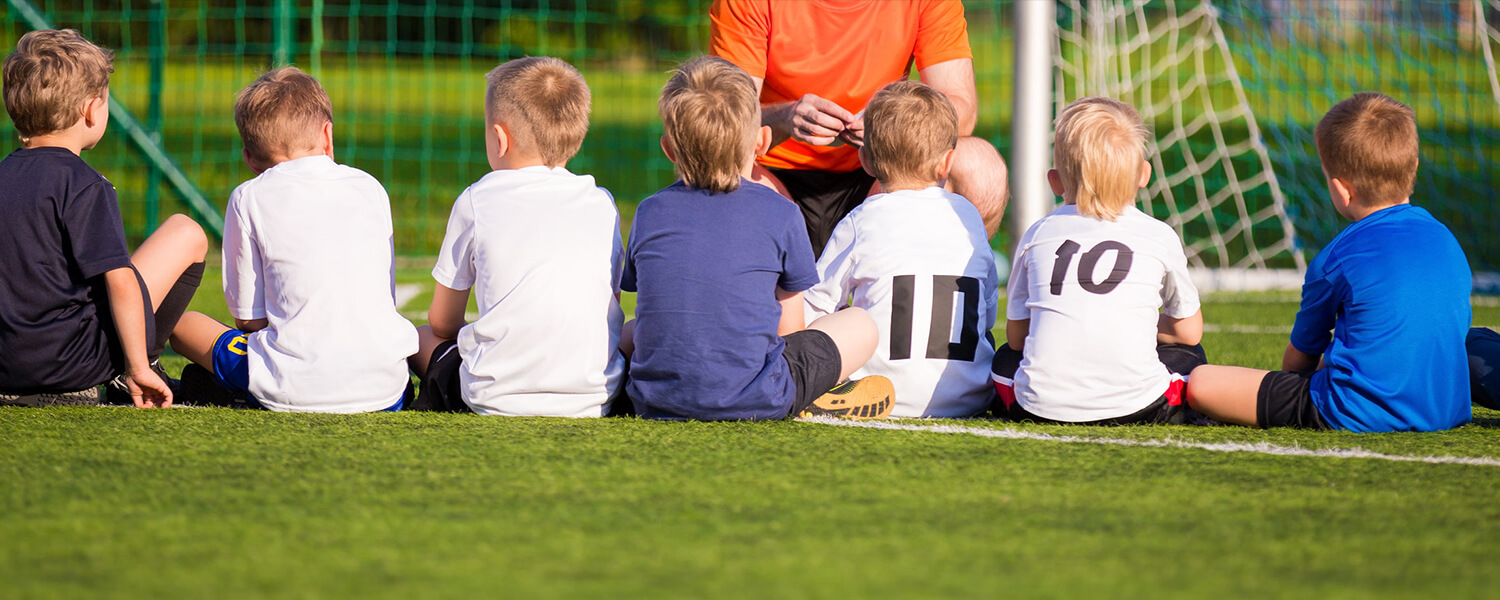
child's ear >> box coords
[82,96,106,128]
[753,125,772,157]
[934,148,958,183]
[659,134,677,163]
[492,122,511,160]
[858,145,877,178]
[1329,176,1355,209]
[1046,168,1065,196]
[242,148,267,175]
[1137,160,1152,189]
[320,120,335,162]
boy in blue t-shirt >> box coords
[1187,92,1472,432]
[0,30,207,408]
[619,56,889,421]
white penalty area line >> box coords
[798,416,1500,467]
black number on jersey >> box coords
[1049,240,1134,295]
[890,275,981,362]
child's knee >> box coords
[161,214,209,258]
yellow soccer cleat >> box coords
[801,376,895,420]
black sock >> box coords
[151,261,205,360]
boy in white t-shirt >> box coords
[171,67,419,413]
[991,97,1206,425]
[407,57,626,417]
[803,80,1000,418]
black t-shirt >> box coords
[0,147,133,393]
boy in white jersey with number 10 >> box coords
[991,97,1206,425]
[803,80,1000,418]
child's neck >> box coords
[879,179,941,194]
[24,130,93,156]
[1347,198,1409,222]
[493,153,552,171]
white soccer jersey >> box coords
[223,155,419,413]
[1004,204,1200,422]
[804,187,999,417]
[432,166,626,417]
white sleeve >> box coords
[1159,234,1201,318]
[611,212,625,295]
[803,215,858,324]
[1005,244,1032,321]
[222,186,266,321]
[431,189,477,291]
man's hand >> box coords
[789,93,857,147]
[836,109,865,148]
[125,366,173,408]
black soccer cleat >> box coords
[800,376,895,420]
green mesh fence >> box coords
[0,0,1016,254]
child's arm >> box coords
[103,267,171,407]
[777,287,806,336]
[1157,309,1203,346]
[803,218,858,324]
[1282,343,1321,373]
[428,283,470,340]
[1006,319,1029,352]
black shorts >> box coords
[412,340,470,412]
[1257,371,1329,429]
[782,329,844,417]
[764,166,877,258]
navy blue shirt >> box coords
[1290,203,1472,432]
[0,147,133,393]
[621,180,818,420]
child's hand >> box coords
[125,367,173,408]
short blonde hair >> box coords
[1314,92,1418,206]
[659,56,759,194]
[3,29,114,141]
[862,80,958,187]
[234,66,332,164]
[1053,97,1150,221]
[486,57,591,167]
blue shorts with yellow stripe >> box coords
[210,328,253,393]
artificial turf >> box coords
[2,278,1497,599]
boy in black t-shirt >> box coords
[0,30,207,407]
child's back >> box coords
[625,180,817,419]
[1291,203,1469,431]
[224,155,416,411]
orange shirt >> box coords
[710,0,972,172]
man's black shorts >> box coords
[1257,370,1329,430]
[782,329,844,417]
[765,166,877,258]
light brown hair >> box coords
[862,80,958,188]
[486,56,591,167]
[1314,92,1418,206]
[1052,97,1150,221]
[2,29,114,141]
[659,56,759,193]
[234,66,333,164]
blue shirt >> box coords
[1290,204,1471,432]
[621,180,818,420]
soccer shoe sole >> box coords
[802,376,895,420]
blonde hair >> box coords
[1052,97,1150,221]
[1314,92,1418,206]
[234,66,332,164]
[486,57,591,167]
[659,56,760,193]
[862,80,958,188]
[3,29,114,141]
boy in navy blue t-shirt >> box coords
[1187,93,1473,432]
[0,30,207,407]
[619,56,889,421]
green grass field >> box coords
[3,268,1499,599]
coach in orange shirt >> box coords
[710,0,1009,256]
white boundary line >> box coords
[798,416,1500,467]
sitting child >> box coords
[803,80,1000,418]
[992,97,1206,425]
[171,67,418,413]
[408,57,626,416]
[620,56,889,421]
[1471,328,1500,411]
[1188,93,1472,432]
[0,29,206,408]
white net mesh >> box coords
[1481,0,1500,110]
[1053,0,1304,271]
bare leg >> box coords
[169,311,231,371]
[947,136,1009,239]
[749,162,793,199]
[1185,365,1267,427]
[807,307,877,381]
[132,214,209,311]
[409,324,452,378]
[619,319,636,359]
